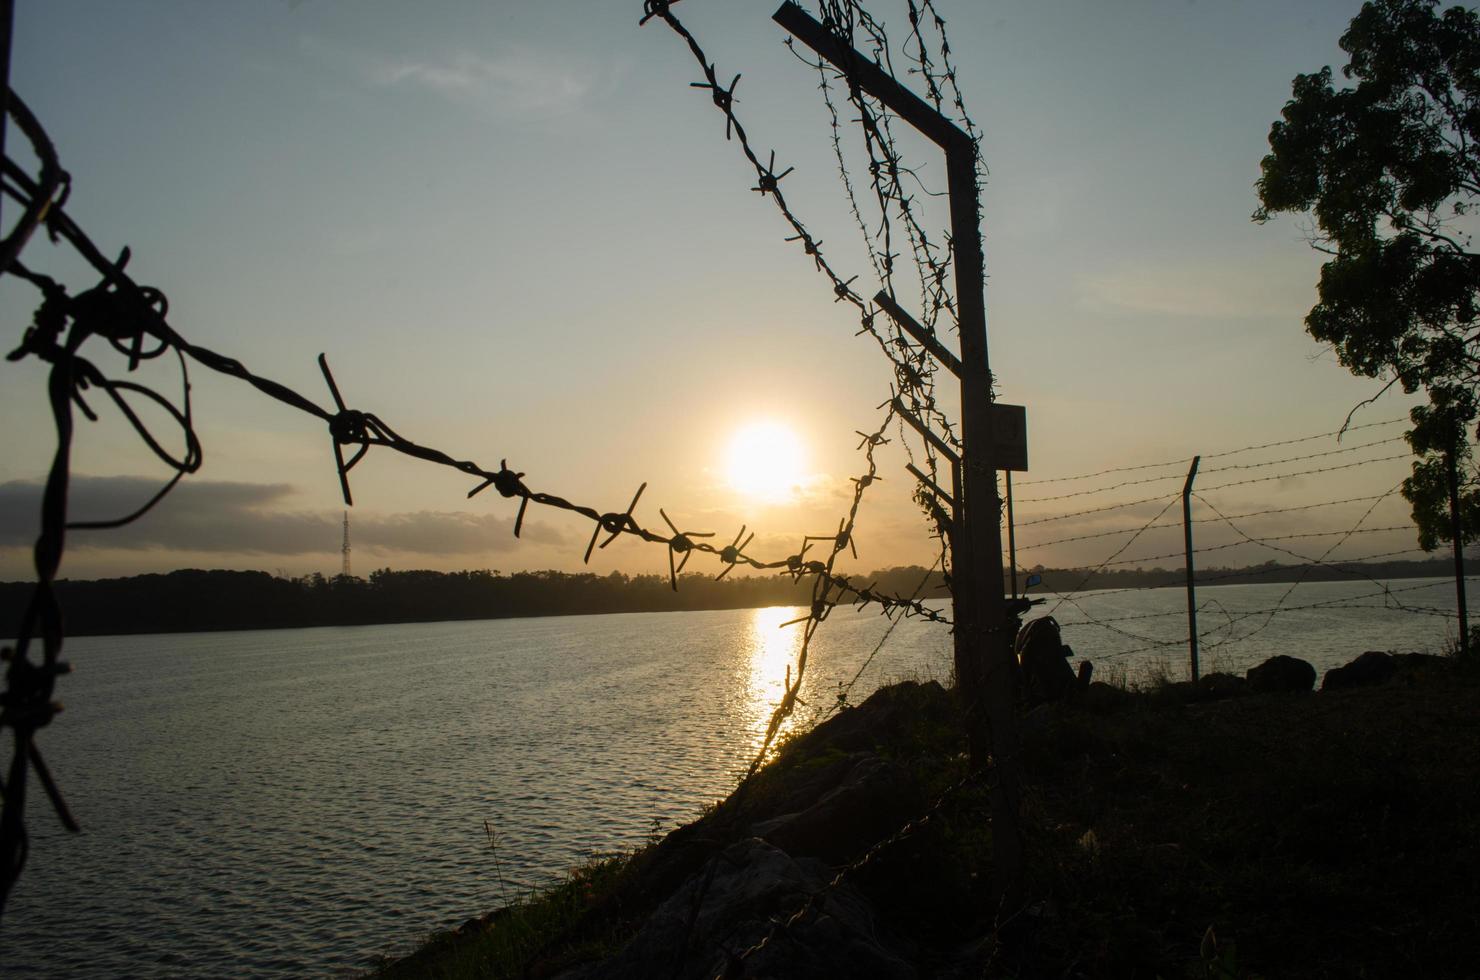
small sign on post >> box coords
[992,403,1027,472]
[995,403,1027,596]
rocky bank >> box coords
[377,649,1480,979]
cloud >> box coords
[0,477,562,556]
[302,35,602,117]
[358,509,564,555]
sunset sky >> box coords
[0,0,1436,583]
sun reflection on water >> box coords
[743,606,806,756]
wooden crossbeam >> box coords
[772,2,970,152]
[873,291,963,378]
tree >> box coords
[1254,0,1480,549]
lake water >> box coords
[3,577,1468,977]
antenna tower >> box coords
[341,510,351,578]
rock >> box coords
[1245,655,1315,694]
[1171,671,1247,703]
[592,838,917,980]
[802,680,954,759]
[752,754,920,865]
[1196,671,1247,700]
[1323,651,1453,691]
[1322,650,1395,691]
[1392,652,1452,678]
[602,682,954,920]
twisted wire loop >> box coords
[0,61,953,916]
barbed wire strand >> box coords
[1082,577,1475,663]
[818,554,942,723]
[1038,546,1438,612]
[1180,481,1409,649]
[1015,492,1396,553]
[1035,474,1416,650]
[1015,415,1408,487]
[1014,435,1407,505]
[1041,495,1181,619]
[1062,568,1460,628]
[1089,525,1414,571]
[1016,452,1413,529]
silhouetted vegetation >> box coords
[1255,0,1480,547]
[0,568,803,638]
[1018,555,1455,593]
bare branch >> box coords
[1340,375,1403,439]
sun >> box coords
[725,421,806,502]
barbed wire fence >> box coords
[0,1,1050,973]
[1005,413,1471,680]
[707,411,1471,971]
[0,0,1008,927]
[1,1,1466,972]
[639,1,1027,969]
[626,4,1465,968]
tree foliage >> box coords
[1254,0,1480,547]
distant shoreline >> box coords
[1,558,1461,639]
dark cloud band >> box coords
[0,476,562,556]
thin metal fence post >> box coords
[1182,456,1201,681]
[1447,445,1469,656]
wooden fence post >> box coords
[774,1,1024,903]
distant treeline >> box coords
[1020,556,1456,594]
[0,557,1456,638]
[0,568,881,637]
